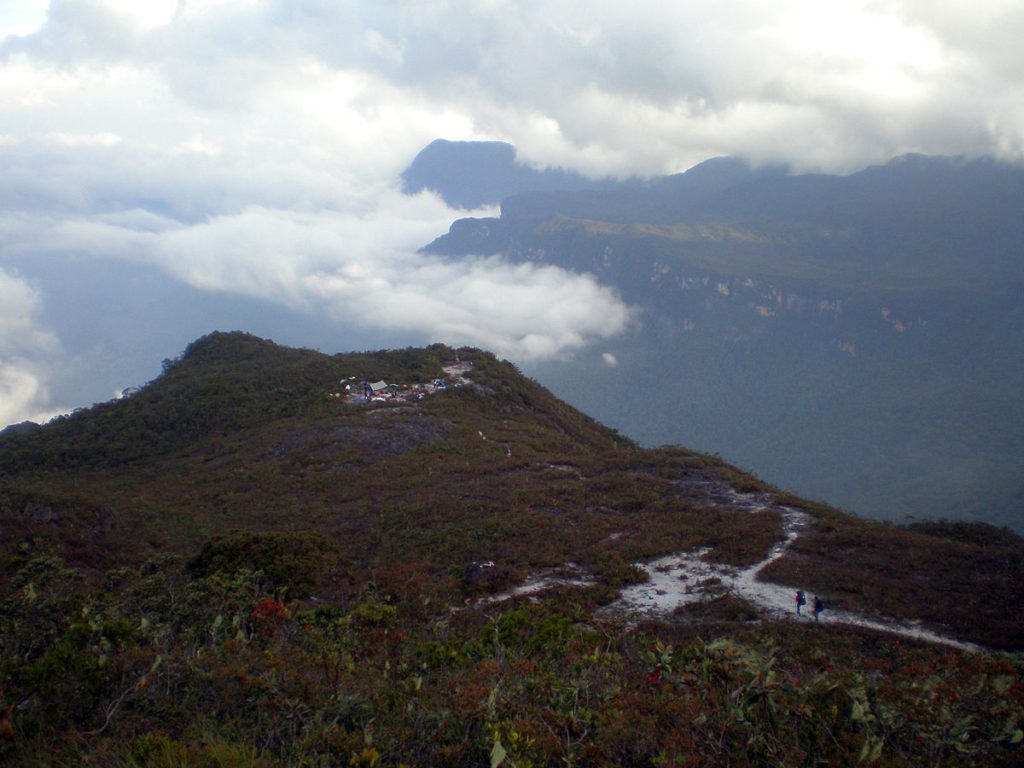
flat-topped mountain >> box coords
[401,138,624,209]
[2,332,1022,766]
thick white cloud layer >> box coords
[5,0,1022,174]
[1,0,1022,424]
[32,192,634,360]
[0,268,63,425]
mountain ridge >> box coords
[4,331,1019,643]
[2,332,1023,765]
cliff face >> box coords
[421,153,1024,530]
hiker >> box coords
[813,596,824,622]
[795,589,806,615]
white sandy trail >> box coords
[460,479,981,652]
[609,499,982,653]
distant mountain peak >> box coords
[0,420,40,438]
[401,138,619,209]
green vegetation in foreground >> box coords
[1,331,1022,766]
[3,554,1023,767]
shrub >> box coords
[186,531,338,598]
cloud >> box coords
[4,0,1024,174]
[0,1,49,40]
[0,267,57,355]
[0,267,63,425]
[400,0,1024,172]
[26,189,633,361]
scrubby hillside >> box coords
[1,332,1022,766]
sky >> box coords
[1,0,1023,427]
